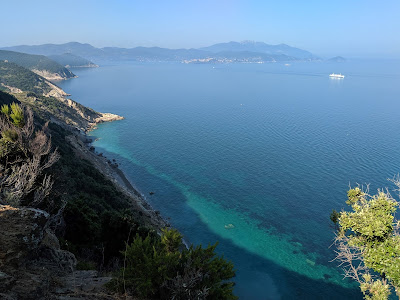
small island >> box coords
[328,56,346,63]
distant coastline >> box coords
[66,64,99,68]
[2,40,320,64]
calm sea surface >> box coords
[59,60,400,299]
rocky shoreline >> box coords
[70,124,169,230]
[0,109,168,300]
[0,111,170,299]
[88,112,125,131]
[0,63,171,299]
[37,70,166,229]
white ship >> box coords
[329,73,345,78]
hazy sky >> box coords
[1,0,399,57]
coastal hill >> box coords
[0,50,76,80]
[0,60,64,96]
[0,60,121,131]
[2,41,319,63]
[199,40,315,59]
[48,53,99,68]
[328,56,346,62]
[1,42,103,58]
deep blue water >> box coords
[59,60,400,299]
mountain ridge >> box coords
[2,41,318,63]
[199,41,315,59]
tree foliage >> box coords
[0,102,59,207]
[110,228,237,299]
[332,184,400,300]
[9,102,25,127]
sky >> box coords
[1,0,399,58]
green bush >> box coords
[110,228,237,299]
[10,102,25,127]
[333,186,400,299]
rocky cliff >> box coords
[0,205,117,299]
[0,205,76,299]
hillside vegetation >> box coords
[49,53,98,68]
[0,50,75,79]
[0,61,111,131]
[0,60,52,94]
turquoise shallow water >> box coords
[59,60,400,299]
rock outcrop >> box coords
[54,270,114,299]
[0,205,76,299]
[32,69,77,81]
[44,80,70,98]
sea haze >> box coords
[59,59,400,299]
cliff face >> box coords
[40,95,124,132]
[0,205,117,299]
[31,69,77,81]
[0,205,76,299]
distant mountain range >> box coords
[199,41,314,59]
[1,41,319,64]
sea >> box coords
[58,59,400,299]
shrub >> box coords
[332,184,400,299]
[0,102,58,207]
[110,228,237,299]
